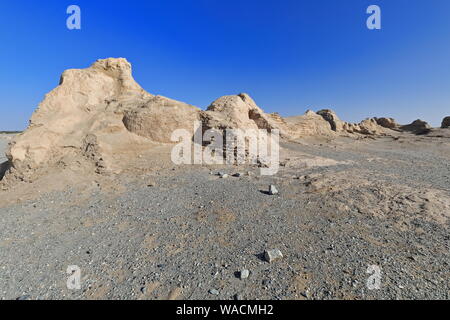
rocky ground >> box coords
[0,131,449,300]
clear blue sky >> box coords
[1,0,449,130]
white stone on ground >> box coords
[240,269,250,279]
[264,249,283,263]
[209,289,219,295]
[269,185,279,195]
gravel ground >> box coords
[0,133,449,300]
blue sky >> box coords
[0,0,449,130]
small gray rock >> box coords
[300,290,310,298]
[240,269,250,279]
[209,289,220,295]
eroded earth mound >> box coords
[401,119,431,134]
[442,116,450,129]
[0,58,438,183]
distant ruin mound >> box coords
[1,58,423,183]
[401,119,432,135]
[374,117,399,129]
[442,116,450,129]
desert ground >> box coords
[1,130,449,300]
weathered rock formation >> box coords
[122,95,200,143]
[375,117,399,129]
[316,109,344,132]
[201,93,288,136]
[316,109,388,135]
[401,119,431,135]
[350,118,385,135]
[2,58,413,182]
[284,110,334,137]
[4,58,198,180]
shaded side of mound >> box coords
[401,119,431,135]
[441,116,450,129]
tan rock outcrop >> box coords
[284,110,334,137]
[5,58,198,180]
[201,93,288,136]
[355,118,385,135]
[316,110,387,135]
[122,95,200,143]
[3,57,405,183]
[316,109,345,132]
[375,117,399,129]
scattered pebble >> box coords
[209,289,219,295]
[240,269,250,279]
